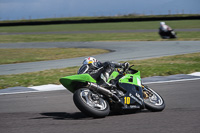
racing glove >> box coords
[122,62,129,71]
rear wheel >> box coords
[143,85,165,112]
[73,88,110,118]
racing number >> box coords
[124,97,130,104]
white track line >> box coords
[188,72,200,77]
[0,84,66,95]
[0,90,47,95]
[29,84,65,91]
[143,77,200,84]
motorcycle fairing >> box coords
[118,83,144,109]
[107,71,119,83]
[60,74,96,93]
[119,71,141,87]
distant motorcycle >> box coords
[159,28,177,39]
[60,64,165,118]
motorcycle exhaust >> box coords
[86,82,121,103]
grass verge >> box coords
[1,52,200,89]
[1,20,199,43]
[0,48,109,64]
[1,20,200,33]
[0,31,200,43]
[127,52,200,77]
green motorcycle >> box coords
[60,65,165,118]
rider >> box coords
[77,57,129,88]
[159,22,172,32]
[159,22,173,39]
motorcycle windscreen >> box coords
[59,74,96,93]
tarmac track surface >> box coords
[0,79,200,133]
[1,41,200,75]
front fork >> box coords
[142,84,152,99]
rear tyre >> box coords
[73,88,110,118]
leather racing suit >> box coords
[78,61,129,88]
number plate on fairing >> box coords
[119,83,144,109]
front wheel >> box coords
[170,31,177,38]
[73,88,110,118]
[143,86,165,112]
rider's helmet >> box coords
[78,57,98,74]
[160,22,169,32]
[160,22,165,25]
[82,57,98,66]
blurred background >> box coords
[0,0,200,20]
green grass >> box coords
[128,52,200,77]
[0,19,200,89]
[1,20,200,33]
[1,52,200,89]
[0,48,109,64]
[0,66,79,89]
[1,20,199,43]
[0,31,200,43]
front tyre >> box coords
[73,88,110,118]
[143,86,165,112]
[170,30,177,38]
